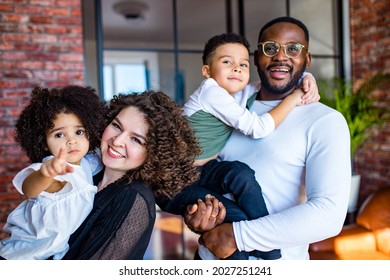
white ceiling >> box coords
[100,0,281,50]
[102,0,171,44]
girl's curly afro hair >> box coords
[105,91,202,199]
[15,85,106,163]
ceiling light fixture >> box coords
[112,1,149,20]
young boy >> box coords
[158,33,319,260]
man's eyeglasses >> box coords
[258,41,305,59]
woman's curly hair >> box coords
[105,91,201,199]
[15,85,106,163]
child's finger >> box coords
[186,203,199,215]
[215,202,226,225]
[57,146,67,160]
[301,80,309,93]
[302,91,320,104]
[39,164,51,178]
[64,164,74,174]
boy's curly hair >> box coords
[105,91,201,199]
[202,32,250,65]
[15,85,106,163]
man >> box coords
[185,16,351,260]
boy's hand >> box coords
[301,72,320,104]
[287,88,305,106]
[184,194,226,233]
[40,147,74,178]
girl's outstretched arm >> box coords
[22,147,73,198]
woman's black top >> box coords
[62,171,156,260]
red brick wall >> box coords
[0,0,85,239]
[350,0,390,206]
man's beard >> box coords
[259,63,306,96]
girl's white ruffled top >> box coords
[0,153,102,260]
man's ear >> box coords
[254,50,259,67]
[201,65,210,78]
[305,51,312,69]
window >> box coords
[83,0,344,102]
[103,51,158,100]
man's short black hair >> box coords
[202,33,250,65]
[258,16,309,45]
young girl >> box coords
[62,91,201,260]
[0,85,106,260]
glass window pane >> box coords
[290,0,339,79]
[103,65,114,101]
[178,53,204,102]
[104,50,159,100]
[157,52,176,100]
[244,0,287,52]
[115,64,147,94]
[309,58,337,80]
[290,0,337,56]
[177,0,226,50]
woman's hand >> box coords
[184,194,226,233]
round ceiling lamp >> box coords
[112,1,149,20]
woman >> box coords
[62,91,201,260]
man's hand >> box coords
[199,223,238,259]
[184,194,226,233]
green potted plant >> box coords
[318,72,389,213]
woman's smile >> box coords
[107,146,125,158]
